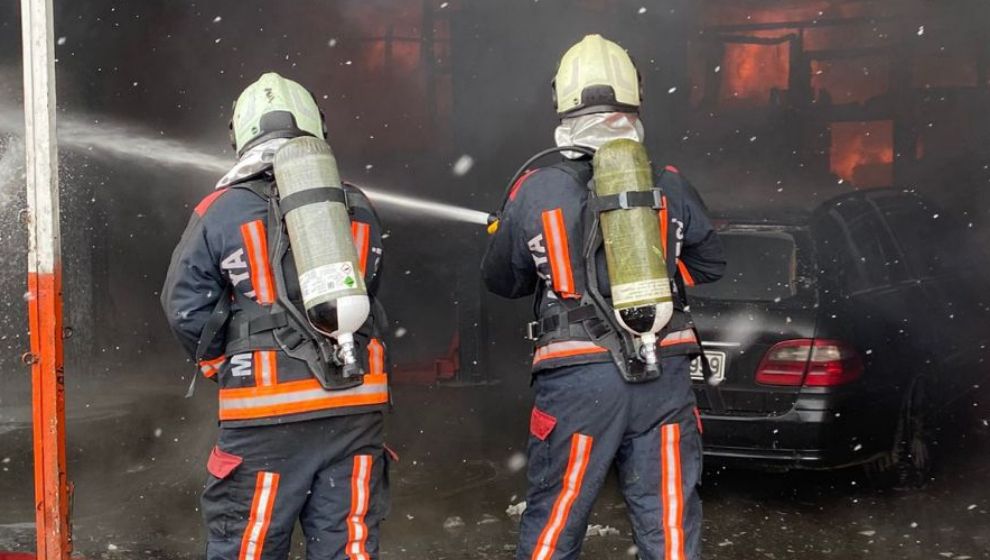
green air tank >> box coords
[274,137,369,377]
[592,138,674,368]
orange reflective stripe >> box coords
[541,208,578,299]
[241,220,274,305]
[195,188,228,217]
[532,341,608,365]
[351,221,371,276]
[661,424,685,560]
[239,471,279,560]
[532,433,593,560]
[346,455,373,560]
[660,329,697,348]
[254,351,277,387]
[510,169,538,201]
[659,196,669,258]
[677,259,695,287]
[199,355,226,378]
[218,377,389,421]
[368,338,385,375]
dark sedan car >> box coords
[688,188,990,485]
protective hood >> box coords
[554,112,645,159]
[215,138,290,189]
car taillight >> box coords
[755,339,864,387]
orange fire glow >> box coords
[830,121,894,187]
[720,42,790,106]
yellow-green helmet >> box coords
[552,34,642,117]
[229,72,327,156]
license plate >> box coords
[690,350,726,382]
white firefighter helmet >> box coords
[553,34,642,117]
[229,72,327,156]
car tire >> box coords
[864,378,933,490]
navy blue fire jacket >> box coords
[481,158,726,373]
[161,177,390,426]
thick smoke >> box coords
[0,1,989,558]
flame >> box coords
[830,121,893,187]
[720,42,790,105]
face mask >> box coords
[554,112,645,159]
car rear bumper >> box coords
[698,391,898,471]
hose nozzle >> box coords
[486,213,500,235]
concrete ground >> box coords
[1,381,988,559]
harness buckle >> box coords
[525,321,539,341]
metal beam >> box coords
[21,0,71,558]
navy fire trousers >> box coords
[201,412,387,560]
[516,357,703,560]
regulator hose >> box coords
[487,145,596,234]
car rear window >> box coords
[688,230,798,302]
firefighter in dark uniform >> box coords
[162,73,390,560]
[482,36,726,560]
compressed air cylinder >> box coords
[273,137,369,370]
[593,139,674,352]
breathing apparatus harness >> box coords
[193,176,371,394]
[490,147,725,402]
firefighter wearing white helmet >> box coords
[163,72,391,559]
[230,71,327,156]
[552,33,642,117]
[483,35,725,560]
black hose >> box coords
[489,145,596,224]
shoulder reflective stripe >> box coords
[254,351,277,387]
[367,339,385,376]
[346,455,373,560]
[509,169,538,201]
[195,188,228,216]
[532,433,593,560]
[239,471,280,560]
[660,329,697,347]
[218,378,389,421]
[199,355,226,378]
[351,221,371,276]
[676,259,696,287]
[240,220,275,305]
[541,208,578,299]
[659,196,669,258]
[532,340,608,365]
[661,423,685,560]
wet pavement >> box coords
[1,381,988,559]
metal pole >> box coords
[21,0,71,558]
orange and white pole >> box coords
[22,0,71,558]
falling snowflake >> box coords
[452,154,474,176]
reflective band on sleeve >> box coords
[239,471,280,560]
[661,423,685,560]
[346,454,373,560]
[660,329,697,348]
[541,208,579,299]
[659,197,669,258]
[351,221,371,276]
[199,355,226,378]
[676,259,695,287]
[241,220,275,305]
[218,376,389,421]
[254,351,277,387]
[533,340,608,365]
[532,433,593,560]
